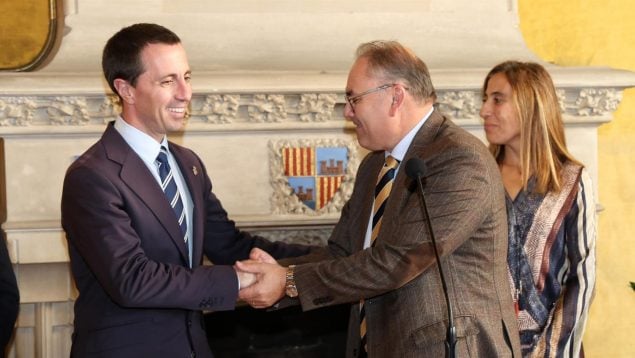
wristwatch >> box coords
[285,265,298,297]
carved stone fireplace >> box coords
[1,1,634,357]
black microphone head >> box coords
[405,158,426,179]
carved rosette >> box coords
[0,97,37,126]
[48,97,90,125]
[248,94,287,122]
[436,90,479,119]
[197,94,240,123]
[297,93,338,122]
[573,88,621,116]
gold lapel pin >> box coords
[192,166,198,175]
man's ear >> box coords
[113,79,135,104]
[389,85,406,115]
[393,85,406,106]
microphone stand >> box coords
[412,172,457,358]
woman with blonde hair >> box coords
[480,61,596,357]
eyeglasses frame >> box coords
[345,83,396,111]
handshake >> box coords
[233,248,290,309]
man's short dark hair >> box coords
[102,23,181,96]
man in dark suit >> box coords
[61,23,310,357]
[0,237,19,357]
[237,41,521,357]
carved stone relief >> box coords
[0,89,619,128]
[269,138,360,215]
[0,97,37,126]
[198,94,240,123]
[436,90,479,119]
[573,88,621,116]
[297,94,338,122]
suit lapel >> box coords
[384,110,447,233]
[405,109,446,159]
[169,144,204,266]
[102,124,190,263]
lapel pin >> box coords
[192,166,198,175]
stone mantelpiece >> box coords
[1,67,633,357]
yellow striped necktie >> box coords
[360,155,400,353]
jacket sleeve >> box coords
[532,169,597,358]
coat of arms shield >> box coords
[270,139,359,215]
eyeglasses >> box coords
[345,84,394,111]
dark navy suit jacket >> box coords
[62,122,309,357]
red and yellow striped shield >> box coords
[283,146,347,210]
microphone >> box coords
[405,158,457,358]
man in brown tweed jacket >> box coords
[238,40,521,358]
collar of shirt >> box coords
[362,107,434,249]
[114,116,167,169]
[386,106,434,168]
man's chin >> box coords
[356,137,376,151]
[169,118,188,131]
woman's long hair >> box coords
[483,61,582,194]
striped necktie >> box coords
[360,155,400,354]
[156,147,188,246]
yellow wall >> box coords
[519,1,635,356]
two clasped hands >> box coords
[234,248,289,309]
